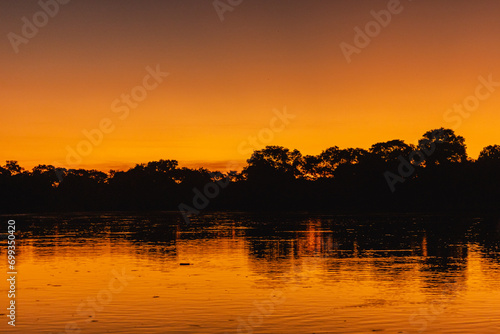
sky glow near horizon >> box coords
[2,0,500,171]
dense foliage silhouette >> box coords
[2,128,499,214]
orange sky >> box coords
[2,0,500,171]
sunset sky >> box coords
[2,0,500,171]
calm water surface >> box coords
[1,213,500,333]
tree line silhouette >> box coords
[2,127,500,214]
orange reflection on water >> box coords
[1,214,500,333]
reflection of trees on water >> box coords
[2,213,181,271]
[241,216,500,296]
[470,217,500,263]
[6,213,500,293]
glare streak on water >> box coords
[0,213,499,333]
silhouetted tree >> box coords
[301,154,322,180]
[243,146,303,182]
[4,160,23,175]
[478,145,500,163]
[1,128,499,214]
[418,128,467,166]
[369,140,414,163]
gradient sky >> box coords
[2,0,500,171]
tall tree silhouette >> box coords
[243,146,302,183]
[418,128,467,166]
[478,145,500,163]
[1,128,500,214]
[369,140,414,163]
